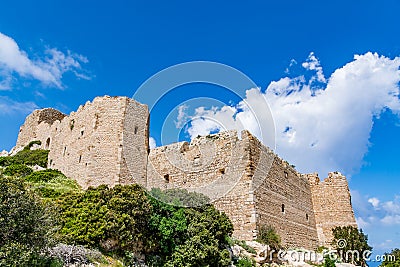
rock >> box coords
[32,164,46,171]
[0,150,9,157]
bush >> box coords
[56,184,153,258]
[148,188,233,266]
[0,175,57,266]
[150,187,210,207]
[323,254,336,267]
[0,149,49,168]
[3,163,33,177]
[25,169,63,182]
[256,225,281,250]
[332,226,372,266]
[236,256,256,267]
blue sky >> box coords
[1,0,400,260]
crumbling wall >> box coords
[15,108,66,149]
[306,172,358,247]
[16,96,149,189]
[147,130,258,240]
[147,130,320,249]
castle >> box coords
[14,96,358,249]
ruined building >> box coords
[14,96,358,249]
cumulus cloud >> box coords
[0,32,90,89]
[149,137,157,149]
[353,193,400,227]
[179,52,400,175]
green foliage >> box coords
[0,175,57,266]
[3,163,33,176]
[380,248,400,267]
[150,187,210,207]
[324,254,336,267]
[56,184,153,258]
[256,224,281,250]
[147,188,233,266]
[28,140,42,148]
[26,169,81,199]
[332,226,372,266]
[0,148,49,168]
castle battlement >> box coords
[14,96,357,249]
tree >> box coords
[256,224,281,250]
[332,226,372,266]
[147,188,233,266]
[0,176,57,266]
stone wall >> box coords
[306,172,358,247]
[247,133,319,249]
[15,96,149,189]
[147,130,320,249]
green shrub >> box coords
[3,163,33,177]
[148,188,233,266]
[236,256,256,267]
[256,225,281,250]
[25,169,63,182]
[0,176,57,266]
[56,184,153,258]
[149,187,210,207]
[323,254,336,267]
[380,248,400,267]
[0,149,49,168]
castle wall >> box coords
[15,96,149,189]
[147,130,258,240]
[306,172,358,247]
[245,132,319,249]
[15,96,357,249]
[147,130,320,249]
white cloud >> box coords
[0,32,90,89]
[368,197,380,208]
[149,137,157,149]
[180,52,400,176]
[301,52,326,83]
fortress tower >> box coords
[15,96,149,188]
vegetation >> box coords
[0,146,49,168]
[323,254,336,267]
[332,225,372,267]
[236,256,256,267]
[0,148,234,266]
[3,163,33,177]
[380,248,400,267]
[256,224,281,250]
[0,176,58,266]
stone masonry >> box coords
[14,96,357,249]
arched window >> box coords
[164,174,170,183]
[281,204,285,213]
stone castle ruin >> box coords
[14,96,357,249]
